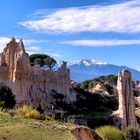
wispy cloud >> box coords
[0,36,46,46]
[26,46,40,54]
[19,1,140,34]
[27,46,61,58]
[24,39,47,45]
[61,39,140,47]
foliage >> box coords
[95,125,124,140]
[73,87,118,111]
[123,126,140,140]
[95,74,117,83]
[15,105,52,120]
[44,57,56,71]
[79,74,117,91]
[29,54,56,70]
[15,105,39,118]
[0,85,16,109]
[88,116,113,129]
[79,79,93,90]
[29,54,49,66]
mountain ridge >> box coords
[44,59,140,82]
[65,59,140,82]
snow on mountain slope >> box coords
[68,59,108,66]
[66,59,140,82]
[43,59,140,82]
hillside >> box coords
[0,110,102,140]
[0,112,73,140]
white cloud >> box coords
[48,53,61,58]
[0,36,47,51]
[61,39,140,47]
[0,37,11,52]
[23,39,47,45]
[26,46,40,54]
[0,37,61,58]
[19,1,140,33]
[26,45,61,58]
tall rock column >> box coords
[117,69,137,129]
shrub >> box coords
[0,85,16,109]
[123,126,140,140]
[15,105,39,118]
[95,125,124,140]
[15,105,53,120]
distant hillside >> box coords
[66,59,140,82]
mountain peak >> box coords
[68,59,108,66]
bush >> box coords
[123,126,140,140]
[0,85,16,109]
[95,125,124,140]
[15,106,39,118]
[15,105,53,120]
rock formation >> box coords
[90,83,109,95]
[116,69,138,129]
[71,127,102,140]
[0,38,76,112]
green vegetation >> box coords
[79,74,117,91]
[0,108,74,140]
[43,56,56,71]
[14,105,52,120]
[96,125,124,140]
[29,54,56,70]
[79,79,93,90]
[0,85,16,109]
[123,126,140,140]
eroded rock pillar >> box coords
[117,69,137,129]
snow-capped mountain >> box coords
[68,59,108,66]
[66,59,140,82]
[42,59,140,82]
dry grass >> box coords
[0,111,74,140]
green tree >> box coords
[29,54,56,70]
[29,54,49,66]
[43,57,56,71]
[34,58,42,66]
[0,85,16,109]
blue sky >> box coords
[0,0,140,70]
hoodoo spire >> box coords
[19,39,25,52]
[117,69,138,129]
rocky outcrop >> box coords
[90,83,109,95]
[0,38,76,112]
[71,127,102,140]
[113,69,138,129]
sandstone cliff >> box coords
[0,38,75,112]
